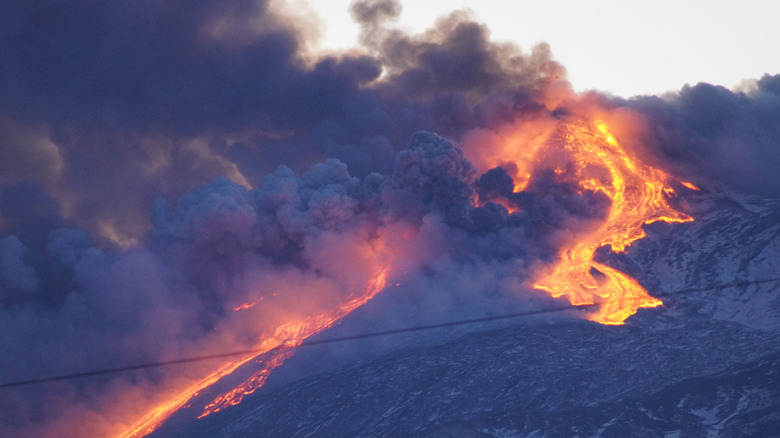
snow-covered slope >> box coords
[151,192,780,438]
[182,318,779,438]
[628,192,780,330]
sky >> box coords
[308,0,780,97]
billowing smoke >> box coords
[615,78,780,196]
[0,0,778,436]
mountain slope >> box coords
[151,192,780,438]
[178,317,779,438]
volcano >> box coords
[143,187,780,438]
[2,1,779,437]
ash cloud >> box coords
[0,0,562,246]
[0,0,777,436]
[350,0,402,26]
[0,0,382,244]
[0,132,571,438]
[0,0,376,132]
[617,76,780,196]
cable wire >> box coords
[2,276,779,389]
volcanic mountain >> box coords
[142,177,780,438]
[2,2,779,437]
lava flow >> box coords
[198,268,388,418]
[116,117,693,438]
[527,119,693,324]
[118,267,389,438]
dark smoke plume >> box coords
[616,78,780,195]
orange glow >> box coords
[462,116,558,193]
[199,268,388,418]
[117,228,400,438]
[233,300,260,311]
[681,180,700,191]
[113,112,694,436]
[531,119,692,324]
[197,349,294,419]
[116,339,285,438]
[467,115,693,325]
[477,196,520,214]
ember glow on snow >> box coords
[1,1,779,437]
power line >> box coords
[2,276,779,390]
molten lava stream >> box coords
[118,268,389,438]
[199,269,388,419]
[527,119,693,324]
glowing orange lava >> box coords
[199,268,388,418]
[477,196,520,214]
[527,119,693,324]
[116,337,289,438]
[115,115,693,437]
[233,300,259,311]
[117,267,389,438]
[197,349,294,419]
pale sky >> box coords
[306,0,780,97]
